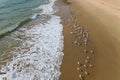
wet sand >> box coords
[58,0,120,80]
[56,0,96,80]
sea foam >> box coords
[0,0,64,80]
[31,0,56,20]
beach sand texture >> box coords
[60,0,120,80]
[0,0,120,80]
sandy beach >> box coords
[0,0,120,80]
[59,0,120,80]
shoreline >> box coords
[60,0,120,80]
[0,0,120,80]
[57,0,96,80]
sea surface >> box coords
[0,0,48,35]
[0,0,50,60]
[0,0,64,79]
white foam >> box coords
[31,0,57,20]
[0,0,64,80]
[1,15,64,80]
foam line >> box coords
[0,0,64,80]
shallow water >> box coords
[0,0,64,79]
[0,0,48,35]
[0,0,49,57]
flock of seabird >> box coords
[63,11,95,80]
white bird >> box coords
[90,50,94,54]
[84,49,88,53]
[77,67,80,71]
[77,61,80,65]
[79,74,84,80]
[85,71,89,75]
[86,56,90,60]
[89,64,93,68]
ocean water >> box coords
[0,0,48,35]
[0,0,64,80]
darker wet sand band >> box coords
[55,0,95,80]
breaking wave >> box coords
[0,0,64,80]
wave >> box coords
[11,0,33,6]
[0,0,54,37]
[31,0,57,20]
[0,18,32,38]
[0,0,50,37]
[0,0,33,10]
[1,0,64,80]
[0,18,5,21]
[17,18,32,27]
[1,15,64,80]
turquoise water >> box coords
[0,0,48,35]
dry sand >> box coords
[58,0,120,80]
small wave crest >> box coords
[1,15,64,80]
[0,0,64,80]
[31,0,57,20]
[0,18,31,38]
[0,0,56,37]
